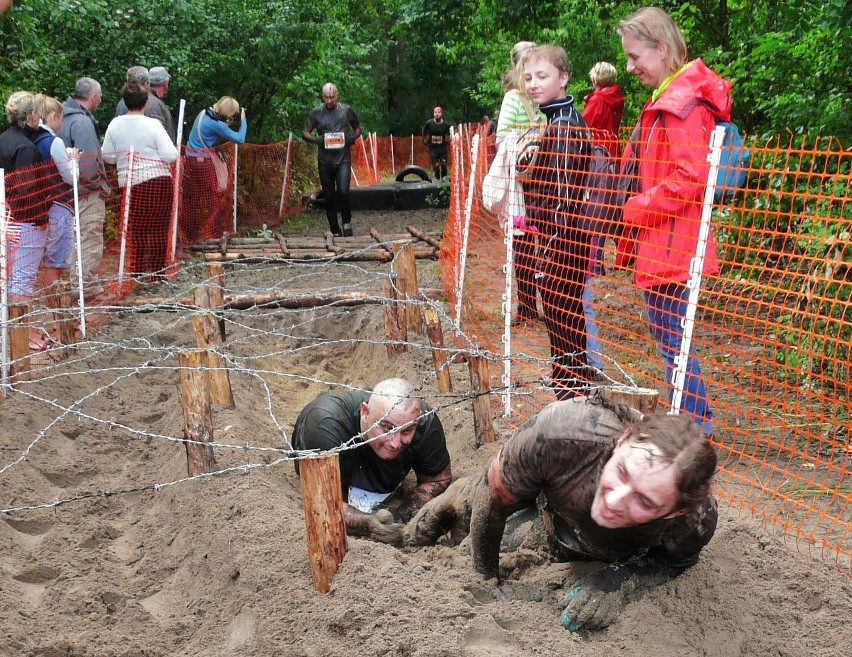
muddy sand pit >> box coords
[1,210,849,657]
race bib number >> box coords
[431,135,444,145]
[324,132,345,149]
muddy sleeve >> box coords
[650,494,719,570]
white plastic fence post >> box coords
[117,146,135,285]
[232,142,238,234]
[501,136,520,417]
[670,124,727,415]
[278,132,293,218]
[453,132,480,335]
[169,98,186,265]
[0,169,8,388]
[69,156,86,337]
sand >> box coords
[1,209,849,657]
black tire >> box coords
[395,165,432,183]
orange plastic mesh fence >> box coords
[440,123,852,570]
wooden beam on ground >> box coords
[424,307,452,393]
[114,287,445,311]
[178,350,217,476]
[406,225,442,249]
[468,354,495,447]
[299,454,347,593]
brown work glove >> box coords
[403,471,485,546]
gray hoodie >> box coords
[58,98,111,197]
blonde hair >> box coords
[525,45,571,76]
[35,94,63,122]
[505,41,537,93]
[589,62,618,87]
[212,96,240,118]
[5,91,37,126]
[617,7,688,75]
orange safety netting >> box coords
[440,122,852,570]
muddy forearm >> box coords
[469,484,508,580]
[395,478,452,521]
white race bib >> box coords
[348,486,393,513]
[324,132,345,149]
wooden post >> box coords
[54,281,76,355]
[205,262,226,341]
[300,454,347,593]
[599,386,660,416]
[8,304,30,382]
[424,307,452,393]
[392,243,423,334]
[178,350,217,476]
[468,354,495,446]
[192,285,234,408]
[383,276,406,357]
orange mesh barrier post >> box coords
[439,122,852,570]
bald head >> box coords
[321,83,339,110]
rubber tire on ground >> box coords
[394,165,432,183]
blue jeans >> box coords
[643,283,714,435]
[318,158,352,234]
[583,277,603,371]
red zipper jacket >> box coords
[618,59,732,290]
[582,84,624,158]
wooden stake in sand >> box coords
[8,304,29,382]
[599,385,660,416]
[53,281,76,355]
[424,307,452,393]
[392,242,423,334]
[192,284,234,408]
[205,262,226,341]
[299,454,347,593]
[178,350,217,476]
[383,276,406,358]
[467,353,495,446]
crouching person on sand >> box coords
[293,378,452,546]
[405,393,718,631]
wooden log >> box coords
[202,248,437,263]
[114,287,445,311]
[8,304,30,382]
[468,354,495,446]
[192,286,235,409]
[383,277,407,357]
[599,386,660,416]
[393,242,423,334]
[178,350,217,476]
[205,262,226,341]
[424,306,452,393]
[369,227,397,254]
[53,281,76,355]
[299,454,347,593]
[406,225,442,249]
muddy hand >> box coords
[560,564,631,632]
[404,473,481,546]
[365,509,404,546]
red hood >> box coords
[652,59,732,122]
[584,84,625,112]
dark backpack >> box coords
[714,120,749,202]
[579,143,621,237]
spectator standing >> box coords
[115,66,149,117]
[616,6,734,436]
[58,77,111,300]
[146,66,176,143]
[102,82,179,277]
[496,40,546,326]
[0,91,54,350]
[183,96,246,242]
[30,94,79,302]
[302,83,362,237]
[522,45,595,399]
